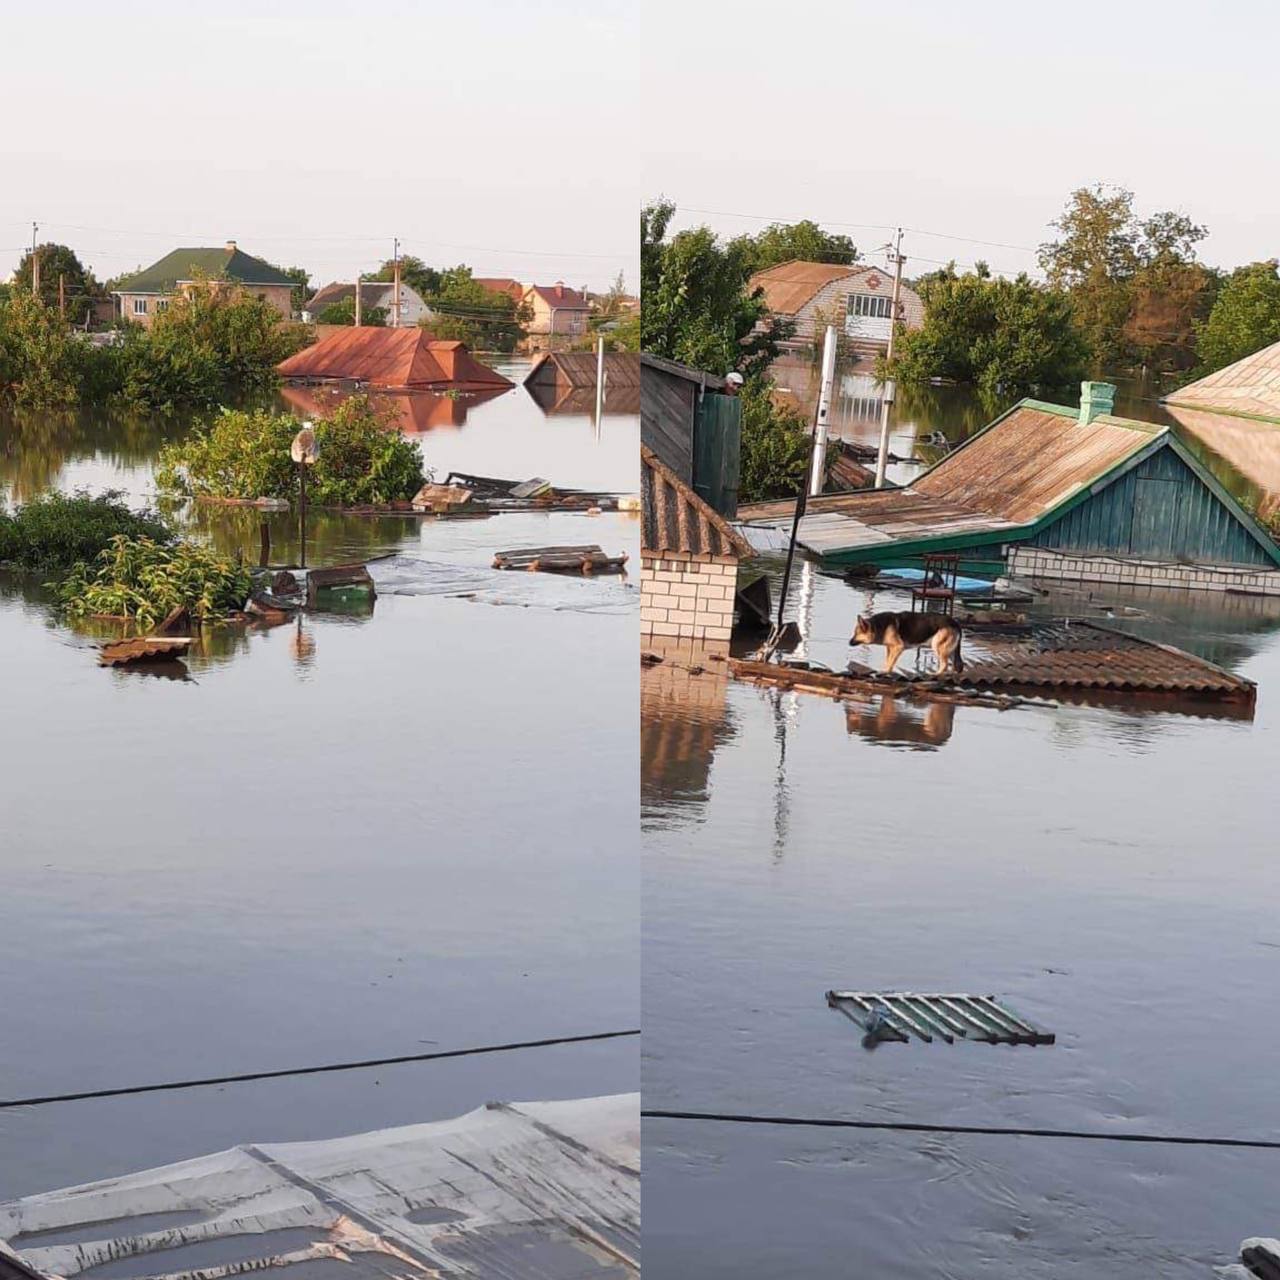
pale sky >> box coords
[0,0,638,293]
[644,0,1279,283]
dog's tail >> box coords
[952,624,964,674]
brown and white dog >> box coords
[851,610,965,675]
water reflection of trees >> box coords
[0,407,192,504]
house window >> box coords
[133,298,148,315]
[155,299,169,312]
[848,292,893,319]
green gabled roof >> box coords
[113,246,294,294]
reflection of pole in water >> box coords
[291,615,316,669]
[769,688,796,862]
[796,557,816,659]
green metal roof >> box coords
[113,246,294,294]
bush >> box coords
[156,396,426,506]
[58,536,253,629]
[0,491,172,572]
[0,292,88,407]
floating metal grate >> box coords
[826,991,1054,1046]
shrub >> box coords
[58,535,253,629]
[0,491,172,572]
[155,396,426,505]
[738,379,813,504]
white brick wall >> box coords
[640,552,738,647]
[1009,546,1280,595]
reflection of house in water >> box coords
[1163,339,1280,523]
[523,351,641,415]
[838,370,887,424]
[844,694,955,750]
[279,383,510,432]
[641,644,735,813]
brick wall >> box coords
[1009,546,1280,595]
[641,551,738,646]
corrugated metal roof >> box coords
[739,403,1167,559]
[0,1096,639,1280]
[1164,339,1280,420]
[523,352,641,390]
[642,446,752,558]
[277,329,511,390]
[827,991,1054,1046]
[1166,404,1280,518]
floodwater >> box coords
[643,360,1280,1276]
[0,357,639,1198]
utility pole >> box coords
[808,324,838,497]
[58,273,66,320]
[31,221,40,297]
[875,228,906,488]
[392,237,401,328]
[594,333,605,435]
[354,273,362,327]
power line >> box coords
[0,1030,640,1110]
[642,1109,1280,1151]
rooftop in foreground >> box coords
[0,1095,639,1280]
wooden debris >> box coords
[493,545,629,575]
[157,606,190,635]
[412,482,474,512]
[509,477,552,499]
[99,637,192,667]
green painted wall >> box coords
[1031,444,1273,566]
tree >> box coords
[1194,261,1280,376]
[641,199,782,379]
[372,254,442,298]
[1039,185,1211,372]
[733,219,858,274]
[316,296,388,326]
[737,379,812,503]
[0,291,87,406]
[418,266,529,352]
[12,243,101,325]
[885,268,1089,400]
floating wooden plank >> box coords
[827,991,1055,1046]
[493,545,629,575]
[98,637,192,667]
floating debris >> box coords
[509,477,553,500]
[493,545,628,575]
[98,637,192,667]
[305,564,376,610]
[412,481,474,513]
[827,991,1055,1046]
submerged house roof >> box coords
[740,397,1280,567]
[524,351,641,389]
[114,244,294,294]
[276,328,512,390]
[642,445,752,558]
[0,1095,639,1280]
[1164,339,1280,420]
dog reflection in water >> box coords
[851,610,965,675]
[846,695,955,749]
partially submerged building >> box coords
[524,350,641,413]
[748,259,925,354]
[1162,338,1280,524]
[0,1095,639,1280]
[113,241,295,326]
[276,327,512,391]
[641,445,751,648]
[739,382,1280,593]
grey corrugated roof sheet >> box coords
[641,446,751,558]
[0,1095,639,1280]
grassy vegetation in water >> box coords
[58,536,253,629]
[156,395,426,505]
[0,491,172,572]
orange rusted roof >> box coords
[472,277,525,302]
[276,328,512,390]
[1165,340,1280,419]
[279,384,510,433]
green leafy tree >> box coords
[1194,261,1280,376]
[0,291,87,407]
[419,266,529,351]
[737,379,812,503]
[316,296,388,326]
[12,243,102,325]
[372,255,442,298]
[733,220,858,274]
[641,199,783,379]
[885,268,1089,400]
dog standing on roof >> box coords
[851,611,965,675]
